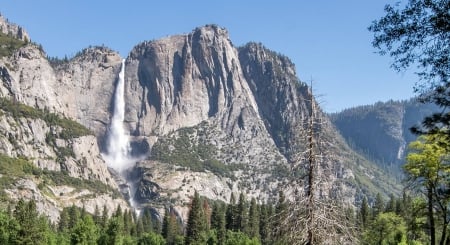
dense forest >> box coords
[0,190,436,245]
[1,188,444,244]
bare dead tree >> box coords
[273,81,358,244]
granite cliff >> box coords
[0,16,399,222]
[330,100,437,177]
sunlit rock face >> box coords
[0,16,400,222]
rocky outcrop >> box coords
[0,14,402,223]
[123,25,400,217]
[0,14,30,41]
[53,47,122,137]
[330,100,438,171]
[126,25,260,137]
[0,17,128,220]
[5,179,128,223]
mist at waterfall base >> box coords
[102,59,142,213]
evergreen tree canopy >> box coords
[185,191,207,245]
[369,0,450,134]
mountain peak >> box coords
[0,14,29,42]
[192,24,229,39]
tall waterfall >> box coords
[103,59,140,212]
[104,59,132,172]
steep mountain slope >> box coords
[122,25,401,217]
[0,15,400,222]
[330,100,437,175]
[0,16,127,221]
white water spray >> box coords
[103,59,140,214]
[105,59,132,171]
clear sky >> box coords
[1,1,417,112]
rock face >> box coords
[0,17,127,220]
[0,14,30,41]
[126,25,260,136]
[121,25,400,217]
[53,47,122,138]
[330,100,438,174]
[0,16,400,222]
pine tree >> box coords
[100,205,108,230]
[0,209,18,245]
[372,193,384,218]
[114,205,123,219]
[211,202,226,245]
[99,216,124,245]
[277,83,358,243]
[236,192,248,232]
[359,197,370,229]
[185,191,206,245]
[162,208,170,239]
[385,194,396,213]
[93,205,101,226]
[123,209,132,236]
[58,208,70,233]
[246,198,260,239]
[203,199,211,230]
[70,215,98,245]
[12,199,48,244]
[141,208,153,233]
[226,193,236,231]
[273,191,287,243]
[162,208,181,245]
[67,204,81,231]
[136,216,144,238]
[259,204,271,245]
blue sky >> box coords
[1,1,417,112]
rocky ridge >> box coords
[123,25,400,217]
[0,17,127,221]
[330,99,438,175]
[0,16,400,222]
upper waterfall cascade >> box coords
[104,59,133,172]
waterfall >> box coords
[103,59,140,213]
[105,59,132,171]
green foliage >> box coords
[39,169,121,197]
[70,215,98,245]
[211,202,226,245]
[141,208,154,234]
[0,152,119,202]
[12,199,52,244]
[372,193,385,218]
[258,204,272,245]
[0,153,35,200]
[99,216,124,245]
[185,191,207,244]
[0,97,91,139]
[404,133,450,244]
[235,193,248,233]
[362,212,407,245]
[137,232,166,245]
[0,153,34,177]
[47,55,70,67]
[246,198,260,239]
[369,0,449,88]
[226,193,237,231]
[358,197,370,228]
[0,209,17,244]
[151,126,237,178]
[0,31,26,58]
[370,0,449,141]
[358,192,432,244]
[162,208,182,245]
[224,230,261,245]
